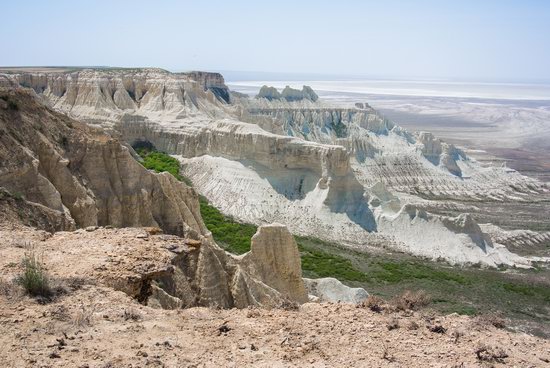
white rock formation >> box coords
[242,223,308,303]
[304,278,369,303]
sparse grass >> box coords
[0,189,24,201]
[442,304,478,316]
[370,260,470,285]
[306,236,550,337]
[502,282,550,301]
[12,191,24,200]
[16,249,52,298]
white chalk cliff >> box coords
[2,68,548,267]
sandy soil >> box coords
[1,225,550,367]
[2,286,550,367]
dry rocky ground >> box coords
[1,225,550,367]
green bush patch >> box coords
[199,196,257,255]
[135,148,193,186]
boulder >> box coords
[304,277,369,303]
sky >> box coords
[2,0,550,82]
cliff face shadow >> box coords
[324,174,377,232]
[240,159,320,201]
[240,159,377,232]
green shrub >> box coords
[135,148,193,186]
[12,191,24,200]
[199,196,257,254]
[139,151,183,180]
[17,250,52,298]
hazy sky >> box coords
[2,0,549,81]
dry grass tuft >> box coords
[428,324,447,334]
[386,317,400,331]
[407,320,419,330]
[477,313,506,329]
[246,306,261,318]
[73,304,94,327]
[0,278,20,298]
[451,329,464,343]
[361,295,385,313]
[276,298,300,311]
[475,344,508,363]
[123,307,142,321]
[381,343,396,362]
[391,290,431,311]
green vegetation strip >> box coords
[136,148,192,186]
[199,196,257,255]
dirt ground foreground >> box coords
[1,225,550,367]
